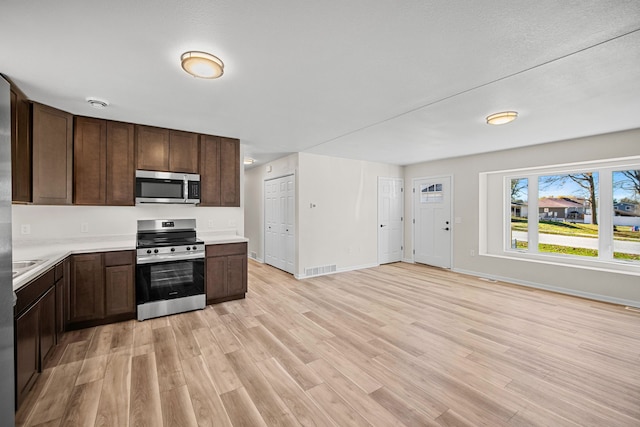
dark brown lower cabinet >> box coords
[206,242,247,304]
[14,268,57,408]
[68,250,135,330]
[104,257,135,317]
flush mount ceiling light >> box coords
[181,51,224,79]
[86,97,109,109]
[486,111,518,125]
[243,157,255,165]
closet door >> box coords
[264,175,295,274]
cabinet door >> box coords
[32,102,73,204]
[55,278,65,340]
[105,264,135,317]
[74,116,107,205]
[39,287,56,367]
[69,253,105,323]
[15,302,39,407]
[220,137,240,207]
[169,130,199,173]
[227,254,247,296]
[10,85,31,202]
[106,121,135,205]
[199,135,221,206]
[206,256,227,302]
[136,125,169,171]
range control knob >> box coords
[154,249,159,254]
[146,249,152,254]
[170,247,175,252]
[192,245,197,251]
[186,246,191,251]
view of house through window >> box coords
[613,170,640,261]
[510,178,528,250]
[507,166,640,264]
[538,172,599,257]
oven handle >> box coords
[136,252,205,265]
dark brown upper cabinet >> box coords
[31,102,73,205]
[199,135,240,207]
[136,125,169,171]
[74,117,135,206]
[10,83,31,203]
[136,125,199,174]
[169,130,199,173]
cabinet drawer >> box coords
[206,242,247,257]
[15,268,55,315]
[104,250,134,267]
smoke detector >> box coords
[86,97,109,109]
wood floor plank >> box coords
[225,349,300,426]
[129,352,162,427]
[219,387,268,427]
[94,350,132,427]
[19,261,640,427]
[59,379,103,427]
[28,360,83,425]
[306,382,372,427]
[160,385,198,427]
[256,357,335,427]
[181,355,233,427]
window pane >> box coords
[538,173,599,257]
[613,170,640,262]
[510,178,528,250]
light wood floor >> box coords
[16,261,640,426]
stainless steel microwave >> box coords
[135,170,200,204]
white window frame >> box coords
[481,156,640,276]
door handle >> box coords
[380,224,386,228]
[442,227,449,231]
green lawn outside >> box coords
[511,218,640,241]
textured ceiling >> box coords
[1,1,639,168]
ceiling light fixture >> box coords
[486,111,518,125]
[181,51,224,79]
[243,157,255,165]
[86,97,109,109]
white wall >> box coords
[13,156,245,242]
[12,204,243,242]
[404,128,640,306]
[297,153,403,276]
[244,153,299,262]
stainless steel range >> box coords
[135,219,205,321]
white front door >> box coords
[265,175,295,274]
[378,177,404,264]
[414,176,452,268]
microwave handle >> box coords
[183,176,188,202]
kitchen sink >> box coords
[12,260,44,278]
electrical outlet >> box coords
[470,249,476,257]
[81,223,89,233]
[208,220,214,228]
[228,219,236,227]
[20,224,31,235]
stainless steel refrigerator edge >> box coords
[0,76,16,419]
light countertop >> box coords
[12,233,248,292]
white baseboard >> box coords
[402,257,414,264]
[453,267,640,309]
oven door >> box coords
[135,257,204,304]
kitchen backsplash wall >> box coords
[12,204,243,241]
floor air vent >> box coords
[305,264,337,277]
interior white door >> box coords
[265,175,295,274]
[378,177,404,264]
[414,176,452,268]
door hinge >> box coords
[412,188,415,193]
[401,216,403,221]
[401,188,404,192]
[412,219,415,224]
[401,245,403,251]
[413,249,415,254]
